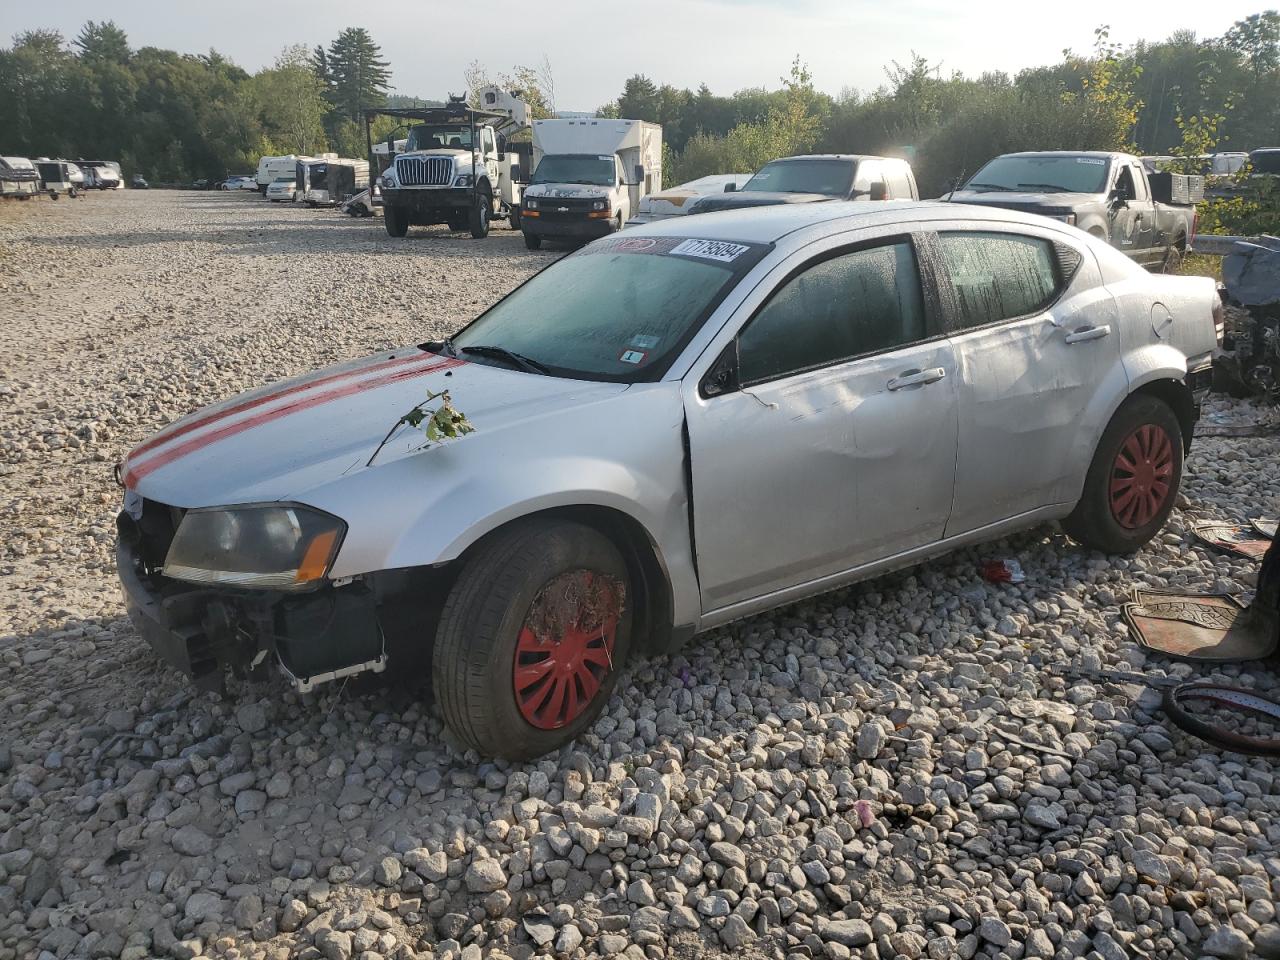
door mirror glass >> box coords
[724,182,736,192]
[869,181,888,201]
[634,164,645,184]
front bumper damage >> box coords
[116,509,387,693]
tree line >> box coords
[1,13,1276,197]
[0,22,393,182]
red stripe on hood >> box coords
[123,357,466,488]
[129,351,441,462]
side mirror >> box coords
[497,151,506,162]
[634,164,645,183]
[869,181,888,201]
[724,182,736,192]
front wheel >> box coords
[523,230,542,250]
[1063,395,1183,553]
[383,205,409,238]
[469,190,492,239]
[509,207,521,231]
[432,520,632,760]
[1161,238,1186,274]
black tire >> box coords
[446,214,468,231]
[509,207,521,231]
[613,212,623,233]
[384,205,408,238]
[1161,237,1186,274]
[523,230,542,250]
[432,519,632,760]
[1063,394,1184,554]
[469,189,492,239]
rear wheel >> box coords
[1063,395,1183,553]
[1161,237,1186,274]
[446,213,468,231]
[523,230,542,250]
[469,189,492,239]
[509,207,522,231]
[432,519,631,760]
[384,205,409,237]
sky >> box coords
[6,0,1270,110]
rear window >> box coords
[937,232,1060,329]
[450,236,770,381]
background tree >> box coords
[324,28,389,121]
[251,45,329,155]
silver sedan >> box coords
[115,201,1221,759]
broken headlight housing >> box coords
[454,174,474,187]
[164,504,345,592]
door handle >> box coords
[887,367,946,390]
[1064,325,1112,344]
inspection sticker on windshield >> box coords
[1076,158,1106,164]
[670,239,750,263]
[619,349,648,364]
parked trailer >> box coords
[0,157,41,198]
[300,158,370,206]
[256,154,331,194]
[36,160,83,198]
[78,159,124,189]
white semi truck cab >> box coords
[374,89,530,239]
[520,118,662,249]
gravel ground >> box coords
[2,190,1280,960]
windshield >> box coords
[449,236,767,380]
[1252,151,1280,175]
[742,159,853,196]
[967,155,1110,194]
[407,125,474,151]
[531,154,615,187]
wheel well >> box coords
[439,506,675,656]
[1132,378,1195,450]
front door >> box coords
[934,229,1124,535]
[684,236,960,614]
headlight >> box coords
[524,198,538,210]
[164,504,345,591]
[1048,213,1077,225]
[379,174,396,188]
[454,174,474,187]
[592,199,608,211]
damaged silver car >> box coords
[116,201,1220,759]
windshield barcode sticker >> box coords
[670,239,750,262]
[1076,158,1106,164]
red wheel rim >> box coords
[514,569,623,730]
[1109,423,1175,529]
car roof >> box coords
[626,199,1072,245]
[992,150,1124,160]
[762,154,906,163]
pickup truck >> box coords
[686,154,918,215]
[947,151,1199,271]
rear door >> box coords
[933,227,1125,534]
[684,233,960,613]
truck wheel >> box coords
[613,212,623,233]
[433,519,632,760]
[1161,238,1186,274]
[523,231,542,250]
[469,189,492,239]
[1063,394,1183,554]
[384,205,409,238]
[446,213,468,231]
[509,207,521,231]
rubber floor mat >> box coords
[1124,590,1276,661]
[1191,520,1275,561]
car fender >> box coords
[1062,344,1189,503]
[310,384,703,630]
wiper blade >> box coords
[1016,183,1074,192]
[459,345,550,375]
[965,182,1015,192]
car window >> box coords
[737,241,926,384]
[1128,164,1149,201]
[937,232,1059,330]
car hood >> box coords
[947,190,1090,211]
[524,183,611,200]
[688,191,834,214]
[122,349,628,508]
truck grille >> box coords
[396,156,452,187]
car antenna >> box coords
[947,169,965,202]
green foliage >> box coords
[400,391,476,442]
[1198,177,1280,235]
[464,57,557,119]
[250,45,329,155]
[321,28,390,121]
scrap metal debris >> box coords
[1190,519,1275,561]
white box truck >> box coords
[256,154,334,195]
[520,118,662,249]
[299,158,370,206]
